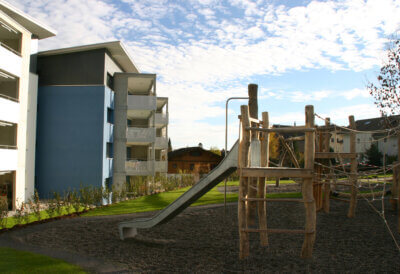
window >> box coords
[190,164,194,171]
[105,177,112,190]
[107,108,114,124]
[106,73,114,90]
[172,164,177,169]
[106,142,113,158]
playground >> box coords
[1,84,400,272]
[1,199,399,272]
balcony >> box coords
[155,136,168,149]
[125,160,154,176]
[0,43,22,78]
[155,161,168,173]
[127,95,156,111]
[0,96,19,123]
[155,113,168,127]
[0,147,17,171]
[126,127,156,144]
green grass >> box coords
[0,247,86,273]
[84,184,302,217]
[3,206,85,229]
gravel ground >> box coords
[3,198,400,273]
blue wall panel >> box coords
[35,85,111,196]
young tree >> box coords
[368,39,400,115]
[365,143,383,167]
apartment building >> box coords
[35,41,168,196]
[0,0,55,209]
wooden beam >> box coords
[241,198,305,202]
[258,111,269,246]
[246,126,315,133]
[347,115,358,218]
[278,135,300,168]
[301,105,316,259]
[315,152,357,159]
[241,167,314,178]
[242,228,311,234]
[247,84,258,227]
[238,105,250,259]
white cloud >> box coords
[9,0,400,148]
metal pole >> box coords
[225,97,249,216]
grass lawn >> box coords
[84,185,302,217]
[0,247,85,274]
[3,206,85,229]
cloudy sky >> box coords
[9,0,400,150]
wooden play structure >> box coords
[237,84,400,259]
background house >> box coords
[0,0,55,209]
[168,145,223,179]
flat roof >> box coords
[0,0,56,39]
[38,41,140,73]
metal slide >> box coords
[119,141,238,240]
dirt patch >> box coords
[2,200,400,272]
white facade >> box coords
[0,1,55,209]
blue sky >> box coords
[10,0,400,150]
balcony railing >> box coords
[155,113,168,126]
[126,127,155,143]
[0,43,22,77]
[0,97,19,123]
[155,161,168,173]
[127,95,156,111]
[125,160,154,176]
[0,42,21,56]
[155,136,168,149]
[0,148,18,171]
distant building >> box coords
[35,41,168,197]
[168,146,223,176]
[0,0,55,209]
[331,115,400,159]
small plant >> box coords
[0,199,8,229]
[63,190,73,215]
[46,198,58,219]
[70,190,81,213]
[14,201,26,225]
[29,190,42,221]
[53,191,63,216]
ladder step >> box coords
[315,152,357,159]
[241,198,308,203]
[241,167,314,178]
[242,228,314,234]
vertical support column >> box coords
[247,84,258,226]
[258,112,269,246]
[314,130,323,211]
[239,105,251,259]
[347,115,358,218]
[322,118,331,213]
[301,105,316,258]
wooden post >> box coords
[258,112,269,246]
[322,118,331,213]
[347,115,358,218]
[301,105,316,258]
[391,162,398,210]
[239,105,251,259]
[314,130,323,211]
[247,84,258,226]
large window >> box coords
[106,73,114,90]
[107,108,114,124]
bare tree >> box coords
[368,39,400,115]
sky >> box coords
[9,0,400,150]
